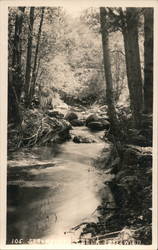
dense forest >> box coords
[7,6,153,245]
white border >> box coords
[0,1,157,250]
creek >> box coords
[7,126,113,245]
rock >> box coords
[86,114,110,130]
[56,119,72,142]
[46,110,64,118]
[87,121,110,131]
[73,135,96,143]
[87,121,104,130]
[85,114,99,126]
[58,128,71,141]
[65,112,78,121]
[70,119,84,126]
[53,133,71,143]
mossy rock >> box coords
[70,119,84,126]
[87,121,110,131]
[65,112,78,121]
[85,114,99,125]
[73,135,96,143]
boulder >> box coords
[52,134,71,143]
[87,120,110,131]
[73,135,96,143]
[85,114,99,126]
[65,112,78,121]
[58,126,71,141]
[87,121,104,131]
[70,119,84,126]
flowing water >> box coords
[7,127,113,245]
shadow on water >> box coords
[7,185,54,243]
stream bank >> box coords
[80,115,152,245]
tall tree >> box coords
[84,7,144,128]
[144,8,153,114]
[29,7,45,102]
[100,7,121,146]
[24,7,35,107]
[120,8,143,128]
[8,7,25,124]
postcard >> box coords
[0,0,157,249]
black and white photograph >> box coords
[0,0,157,249]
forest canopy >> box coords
[8,6,153,135]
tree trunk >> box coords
[29,7,45,102]
[100,7,121,141]
[122,8,143,128]
[8,7,25,124]
[144,8,153,114]
[34,56,41,86]
[24,7,35,107]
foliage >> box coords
[8,109,71,150]
[37,16,106,104]
[80,7,100,32]
[8,6,138,115]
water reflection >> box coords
[7,127,109,244]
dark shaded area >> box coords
[7,185,52,243]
